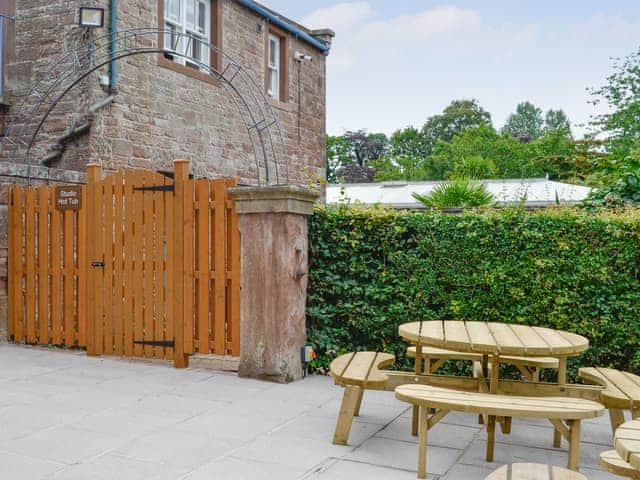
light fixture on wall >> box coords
[79,7,105,28]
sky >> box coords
[261,0,640,138]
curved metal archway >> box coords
[0,28,289,186]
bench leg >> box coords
[332,385,361,445]
[486,415,497,462]
[567,419,581,471]
[532,367,541,382]
[354,389,364,417]
[609,408,626,435]
[418,405,429,479]
[500,416,512,434]
[554,358,567,448]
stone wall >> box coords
[3,0,329,185]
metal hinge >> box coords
[91,261,105,268]
[133,184,175,192]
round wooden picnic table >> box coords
[614,420,640,470]
[399,320,588,391]
[399,320,590,447]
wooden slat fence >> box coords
[9,185,86,347]
[8,161,240,367]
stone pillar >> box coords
[229,185,319,383]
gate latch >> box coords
[91,261,105,268]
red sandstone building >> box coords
[0,0,333,336]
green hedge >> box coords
[306,205,640,379]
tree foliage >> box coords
[502,101,545,141]
[421,99,492,154]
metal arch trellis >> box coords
[0,27,289,186]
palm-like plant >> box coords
[412,179,495,209]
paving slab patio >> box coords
[0,343,622,479]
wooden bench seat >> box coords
[408,346,559,381]
[600,450,640,479]
[485,463,587,480]
[395,384,604,479]
[579,367,640,433]
[329,351,395,445]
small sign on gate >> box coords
[55,186,82,210]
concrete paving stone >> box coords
[0,451,66,480]
[231,433,356,470]
[345,437,462,475]
[269,412,384,444]
[124,393,227,420]
[0,403,91,442]
[458,439,570,469]
[442,462,497,480]
[74,408,184,438]
[309,396,409,425]
[173,406,295,442]
[582,418,614,446]
[182,456,308,480]
[45,453,189,480]
[376,416,482,449]
[0,425,128,465]
[580,466,625,480]
[113,427,243,469]
[494,418,611,453]
[176,377,271,404]
[306,458,420,480]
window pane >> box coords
[197,1,206,34]
[269,68,279,98]
[186,0,195,28]
[165,22,178,51]
[269,39,278,66]
[169,0,181,21]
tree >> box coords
[589,47,640,177]
[421,99,492,154]
[544,109,572,136]
[343,130,388,166]
[371,127,431,181]
[431,124,537,179]
[326,135,353,183]
[502,101,544,141]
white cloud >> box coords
[359,6,482,42]
[300,2,373,31]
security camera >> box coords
[294,51,313,62]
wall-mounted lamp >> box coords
[79,7,105,28]
[294,51,312,62]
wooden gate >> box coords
[8,160,240,367]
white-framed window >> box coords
[164,0,211,71]
[267,34,280,99]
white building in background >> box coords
[326,178,593,209]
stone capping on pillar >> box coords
[228,185,320,216]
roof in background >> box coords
[326,178,593,209]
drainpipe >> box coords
[109,0,117,93]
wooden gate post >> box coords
[172,159,190,368]
[228,185,320,383]
[86,163,102,356]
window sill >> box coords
[268,96,293,113]
[158,55,220,87]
